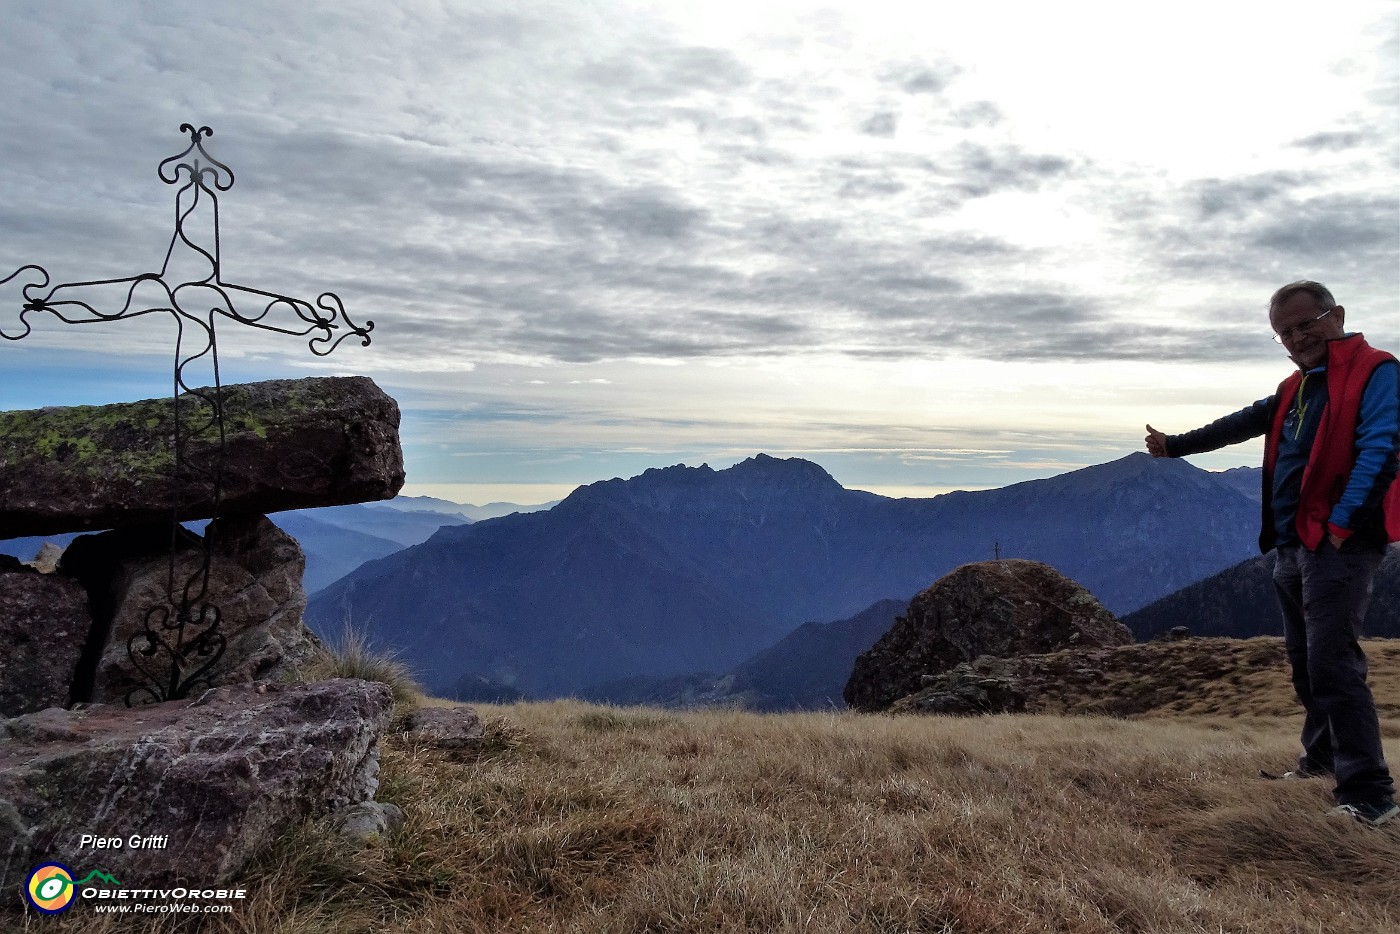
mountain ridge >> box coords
[1124,546,1399,639]
[307,452,1264,697]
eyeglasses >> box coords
[1272,308,1335,344]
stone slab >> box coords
[0,376,404,537]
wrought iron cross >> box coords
[1,124,374,705]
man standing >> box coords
[1145,280,1398,827]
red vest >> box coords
[1262,333,1400,550]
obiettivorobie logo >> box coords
[24,863,121,914]
[23,861,247,916]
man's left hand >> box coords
[1326,531,1345,550]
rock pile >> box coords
[844,560,1131,712]
[0,376,404,713]
[0,376,429,894]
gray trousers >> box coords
[1273,542,1394,805]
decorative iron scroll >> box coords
[1,124,374,705]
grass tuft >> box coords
[312,620,422,712]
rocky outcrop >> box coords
[845,560,1131,712]
[0,678,393,890]
[0,376,404,538]
[60,515,318,705]
[0,559,93,717]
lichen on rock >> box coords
[0,376,404,537]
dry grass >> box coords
[1161,637,1400,721]
[26,640,1400,934]
[1002,637,1400,720]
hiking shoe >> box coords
[1328,799,1399,827]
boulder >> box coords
[329,801,406,842]
[59,515,320,705]
[0,376,404,538]
[0,559,93,717]
[845,560,1131,712]
[0,678,393,890]
[403,705,485,750]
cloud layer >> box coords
[0,1,1395,495]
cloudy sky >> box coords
[2,1,1396,505]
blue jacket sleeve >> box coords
[1329,360,1400,531]
[1165,398,1273,458]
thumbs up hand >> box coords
[1144,424,1169,458]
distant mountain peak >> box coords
[1031,451,1201,483]
[728,454,841,486]
[638,462,716,479]
[1089,451,1191,478]
[565,455,844,510]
